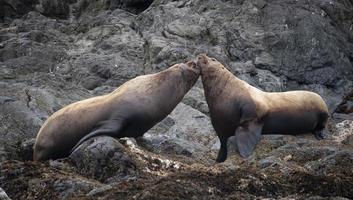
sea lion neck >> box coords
[155,65,192,97]
[201,63,242,97]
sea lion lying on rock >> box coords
[33,61,200,161]
[197,54,329,162]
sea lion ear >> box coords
[235,121,263,158]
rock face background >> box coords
[1,0,353,199]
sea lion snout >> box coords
[181,60,200,75]
[196,54,209,72]
[197,54,208,63]
[186,60,198,69]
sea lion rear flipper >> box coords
[70,119,125,154]
[235,121,263,158]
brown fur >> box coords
[197,54,329,162]
[33,61,200,161]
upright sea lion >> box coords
[197,54,329,162]
[33,61,200,161]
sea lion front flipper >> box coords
[239,100,258,125]
[70,119,125,154]
[235,121,263,158]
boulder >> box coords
[70,136,139,183]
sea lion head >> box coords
[177,60,201,89]
[196,54,223,75]
[179,60,200,76]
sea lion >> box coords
[197,54,329,162]
[33,61,200,161]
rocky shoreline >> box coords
[1,0,353,199]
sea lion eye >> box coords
[211,58,216,61]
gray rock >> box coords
[0,68,16,80]
[0,148,7,162]
[74,0,153,16]
[166,18,206,39]
[0,160,103,199]
[342,134,353,148]
[335,91,353,114]
[52,179,95,199]
[86,184,113,197]
[26,176,100,200]
[0,99,42,160]
[70,136,138,183]
[91,85,115,95]
[331,120,353,143]
[35,0,70,19]
[258,156,282,169]
[143,103,217,162]
[332,113,353,121]
[137,135,198,157]
[182,85,209,115]
[305,150,353,176]
[19,138,35,161]
[254,52,275,68]
[253,69,284,92]
[0,187,11,200]
[269,142,337,164]
[1,0,36,22]
[140,0,352,107]
[80,75,104,90]
[0,81,90,160]
[262,135,291,148]
[1,0,353,198]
